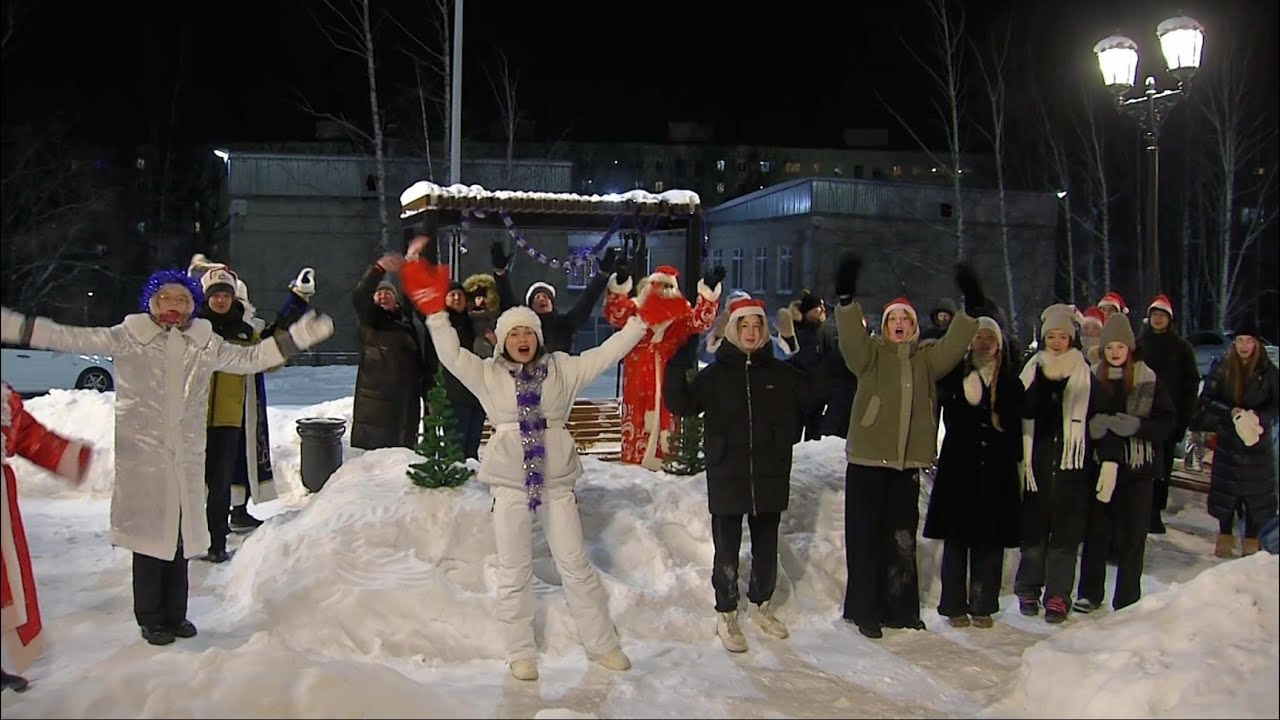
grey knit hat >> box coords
[1101,312,1135,350]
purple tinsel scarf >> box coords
[511,359,550,511]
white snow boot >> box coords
[509,659,538,681]
[752,601,789,639]
[717,611,749,653]
[592,648,632,672]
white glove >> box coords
[774,307,796,339]
[290,268,317,299]
[1095,461,1118,503]
[2,307,26,344]
[287,310,335,351]
[1234,410,1263,447]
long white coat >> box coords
[426,312,646,490]
[26,314,289,560]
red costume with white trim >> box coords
[604,266,720,469]
[1,383,90,672]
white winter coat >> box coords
[27,314,289,560]
[427,312,646,490]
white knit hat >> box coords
[724,298,767,350]
[525,281,556,306]
[494,306,544,356]
[975,316,1004,349]
[200,267,238,297]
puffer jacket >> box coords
[19,314,290,560]
[426,312,646,490]
[834,301,977,470]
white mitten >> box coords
[1096,461,1118,503]
[1,307,25,344]
[290,268,317,299]
[963,370,984,406]
[287,310,335,351]
[774,307,795,339]
[1235,410,1263,447]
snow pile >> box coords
[222,437,852,666]
[11,390,116,497]
[399,181,701,215]
[987,553,1280,719]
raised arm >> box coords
[352,262,393,326]
[213,311,333,374]
[603,274,638,328]
[926,312,979,382]
[4,308,124,356]
[834,301,876,377]
[566,315,647,393]
[6,386,91,484]
[425,311,487,395]
[564,270,610,332]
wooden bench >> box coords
[1170,467,1211,494]
[480,398,622,461]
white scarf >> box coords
[963,355,998,406]
[1019,349,1091,492]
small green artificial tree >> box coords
[408,366,472,488]
[663,369,706,476]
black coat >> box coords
[924,358,1025,548]
[350,265,435,450]
[664,340,811,516]
[1019,363,1101,538]
[1191,352,1279,526]
[1137,327,1200,440]
[495,271,609,354]
[1090,367,1177,480]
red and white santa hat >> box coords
[1098,291,1128,315]
[649,265,680,288]
[1081,306,1106,329]
[724,298,767,349]
[882,297,918,324]
[1147,293,1174,319]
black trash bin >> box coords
[296,418,347,493]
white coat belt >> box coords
[492,420,567,432]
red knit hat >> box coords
[1098,291,1128,315]
[1148,294,1173,319]
[1082,306,1106,329]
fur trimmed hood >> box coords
[462,273,501,311]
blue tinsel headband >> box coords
[139,268,204,312]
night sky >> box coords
[2,0,1276,148]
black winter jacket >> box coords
[351,265,435,450]
[1137,327,1200,439]
[665,340,811,516]
[1090,364,1178,480]
[495,271,609,354]
[924,357,1025,548]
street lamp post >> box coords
[1093,15,1204,302]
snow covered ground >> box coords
[2,378,1276,719]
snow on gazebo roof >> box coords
[399,181,702,219]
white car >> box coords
[1,344,116,395]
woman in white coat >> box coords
[401,237,646,682]
[0,269,334,646]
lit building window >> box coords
[892,164,903,177]
[716,182,726,193]
[654,181,664,192]
[759,161,773,172]
[784,161,802,174]
[716,159,726,172]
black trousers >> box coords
[205,426,240,553]
[1078,477,1153,610]
[1014,470,1091,602]
[938,541,1004,618]
[842,465,922,628]
[710,512,782,613]
[453,401,486,461]
[800,404,825,442]
[132,539,188,628]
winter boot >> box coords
[230,506,263,533]
[1044,596,1069,624]
[752,601,789,639]
[1017,595,1040,617]
[171,619,198,639]
[140,625,175,646]
[970,615,994,629]
[716,611,748,653]
[1072,598,1101,614]
[1242,538,1260,556]
[946,615,971,628]
[592,649,631,672]
[508,659,538,681]
[203,548,233,564]
[1,669,30,693]
[1215,533,1237,559]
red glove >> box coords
[400,260,453,316]
[638,294,691,327]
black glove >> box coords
[702,264,726,289]
[954,263,986,312]
[613,258,631,286]
[631,236,648,268]
[670,333,700,368]
[597,247,619,275]
[490,241,511,271]
[833,254,862,301]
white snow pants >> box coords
[491,484,620,663]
